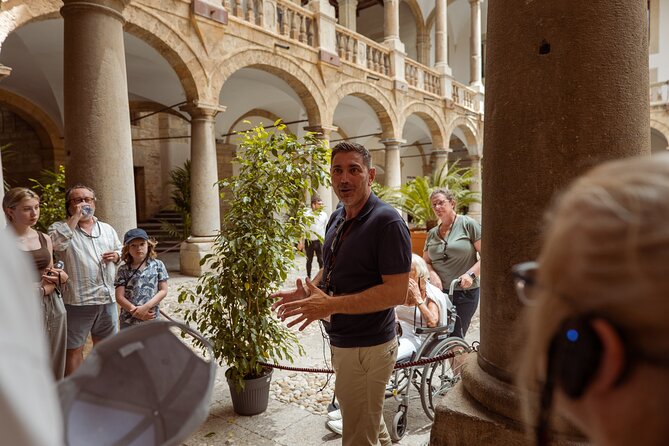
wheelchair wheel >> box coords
[390,408,408,442]
[419,337,470,420]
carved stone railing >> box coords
[224,0,316,46]
[452,80,478,111]
[335,25,391,77]
[405,59,441,95]
[650,80,669,105]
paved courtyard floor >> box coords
[157,251,480,446]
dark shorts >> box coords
[65,303,119,349]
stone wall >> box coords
[0,105,47,188]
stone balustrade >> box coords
[650,80,669,105]
[452,80,478,111]
[222,0,482,108]
[224,0,316,46]
[335,25,391,77]
[405,58,441,95]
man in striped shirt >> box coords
[49,185,122,376]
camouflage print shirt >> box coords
[114,258,169,326]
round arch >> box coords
[0,89,63,162]
[0,1,203,103]
[330,80,399,139]
[124,5,205,102]
[401,0,426,37]
[224,108,288,145]
[0,1,60,49]
[445,116,481,157]
[400,101,446,147]
[212,48,326,126]
[650,119,669,149]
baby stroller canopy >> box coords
[58,320,215,446]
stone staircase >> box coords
[139,209,185,253]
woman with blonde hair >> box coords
[514,154,669,445]
[3,187,68,379]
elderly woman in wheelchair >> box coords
[388,254,469,441]
[396,254,450,362]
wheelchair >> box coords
[387,279,471,442]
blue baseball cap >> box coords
[123,228,149,245]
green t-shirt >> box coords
[424,215,481,291]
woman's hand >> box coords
[42,267,68,286]
[458,273,474,289]
[406,278,422,306]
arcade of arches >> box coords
[0,0,663,445]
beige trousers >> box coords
[331,339,398,446]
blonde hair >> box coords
[121,238,158,265]
[518,153,669,418]
[3,187,39,222]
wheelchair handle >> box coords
[415,324,451,335]
[448,278,462,296]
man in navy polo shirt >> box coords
[273,141,411,446]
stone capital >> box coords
[468,0,481,4]
[61,0,130,22]
[432,147,453,155]
[304,124,338,140]
[380,138,406,149]
[180,101,226,119]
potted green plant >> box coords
[380,161,480,253]
[178,121,329,416]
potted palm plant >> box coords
[380,161,480,254]
[178,121,330,415]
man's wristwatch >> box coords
[468,271,476,280]
[416,298,424,306]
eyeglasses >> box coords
[511,261,539,305]
[69,197,96,204]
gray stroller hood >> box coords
[58,320,215,446]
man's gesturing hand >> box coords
[272,278,332,331]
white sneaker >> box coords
[327,409,342,421]
[326,419,343,435]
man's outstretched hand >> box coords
[272,278,333,331]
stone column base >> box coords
[430,383,530,446]
[179,236,216,276]
[430,377,588,446]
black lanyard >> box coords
[322,217,354,294]
[123,256,147,287]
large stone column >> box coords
[431,1,649,444]
[467,154,482,222]
[432,147,450,176]
[61,0,135,236]
[304,124,338,215]
[417,31,430,66]
[381,138,404,188]
[434,0,451,75]
[469,0,483,88]
[180,102,225,276]
[338,0,358,32]
[382,0,400,42]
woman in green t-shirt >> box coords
[423,188,481,339]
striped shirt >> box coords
[48,219,122,306]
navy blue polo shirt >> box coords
[322,193,412,348]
